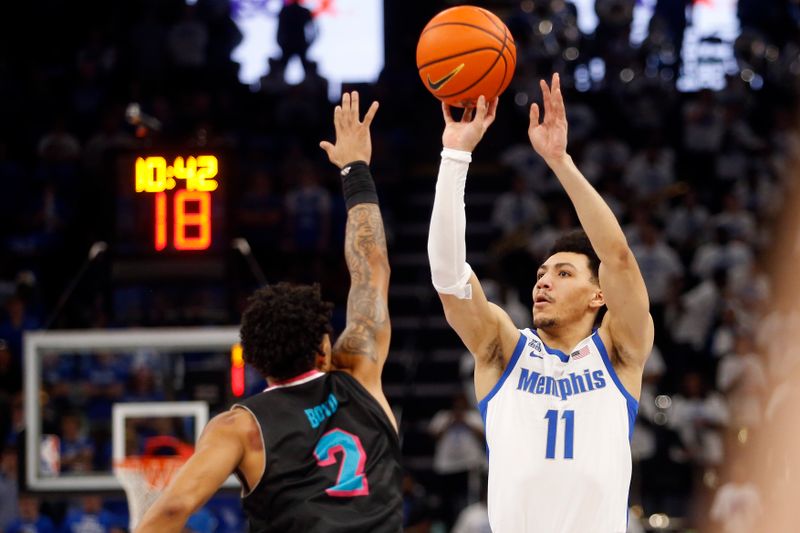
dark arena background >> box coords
[0,0,799,531]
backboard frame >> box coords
[24,327,241,491]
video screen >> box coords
[568,0,741,91]
[229,0,385,100]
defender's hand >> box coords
[320,91,379,168]
[528,73,569,164]
[441,95,498,153]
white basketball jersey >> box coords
[478,328,638,533]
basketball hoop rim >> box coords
[113,455,190,491]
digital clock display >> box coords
[134,155,220,252]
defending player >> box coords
[427,73,653,532]
[136,91,402,532]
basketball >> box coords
[416,5,516,108]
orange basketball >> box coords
[416,5,516,108]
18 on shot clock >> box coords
[116,153,227,255]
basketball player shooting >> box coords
[136,92,402,532]
[427,73,654,532]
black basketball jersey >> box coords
[233,370,402,533]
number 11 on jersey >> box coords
[544,409,574,459]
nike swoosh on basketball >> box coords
[427,63,465,91]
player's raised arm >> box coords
[528,74,653,369]
[428,96,520,399]
[135,410,251,533]
[320,91,391,392]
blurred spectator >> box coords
[6,494,56,533]
[709,462,762,533]
[0,338,20,396]
[630,218,683,330]
[623,139,675,201]
[128,5,168,78]
[665,187,710,257]
[0,446,19,530]
[123,366,165,403]
[669,268,728,354]
[284,160,331,249]
[580,131,631,185]
[757,305,800,382]
[709,307,740,359]
[459,351,478,408]
[491,175,546,237]
[499,142,551,194]
[0,295,41,364]
[716,334,766,430]
[428,393,486,529]
[83,352,128,422]
[769,110,800,179]
[37,117,81,162]
[451,475,489,533]
[60,495,123,533]
[691,228,753,281]
[482,277,530,329]
[167,5,208,69]
[261,58,290,94]
[711,193,757,245]
[732,165,782,221]
[83,109,136,174]
[682,90,725,154]
[275,0,317,74]
[668,372,730,467]
[401,472,432,533]
[59,413,94,473]
[76,29,116,77]
[236,169,285,251]
[597,176,627,219]
[631,345,665,466]
[185,507,219,533]
[527,204,578,261]
[5,395,24,449]
[41,353,77,408]
[627,508,645,533]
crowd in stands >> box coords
[0,0,798,531]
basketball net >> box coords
[113,436,193,531]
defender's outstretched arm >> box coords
[320,92,391,394]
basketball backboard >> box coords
[23,327,251,491]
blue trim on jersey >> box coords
[593,331,639,441]
[528,329,570,362]
[477,332,527,440]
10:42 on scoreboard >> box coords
[134,155,220,252]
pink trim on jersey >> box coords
[265,369,324,390]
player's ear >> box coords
[589,289,604,310]
[315,334,332,371]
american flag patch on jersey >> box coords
[571,345,591,359]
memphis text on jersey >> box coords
[517,368,607,401]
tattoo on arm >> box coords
[334,204,389,364]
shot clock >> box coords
[121,154,226,254]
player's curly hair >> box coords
[548,230,600,283]
[240,282,333,381]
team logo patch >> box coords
[528,338,542,352]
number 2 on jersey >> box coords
[314,428,370,497]
[544,409,574,459]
